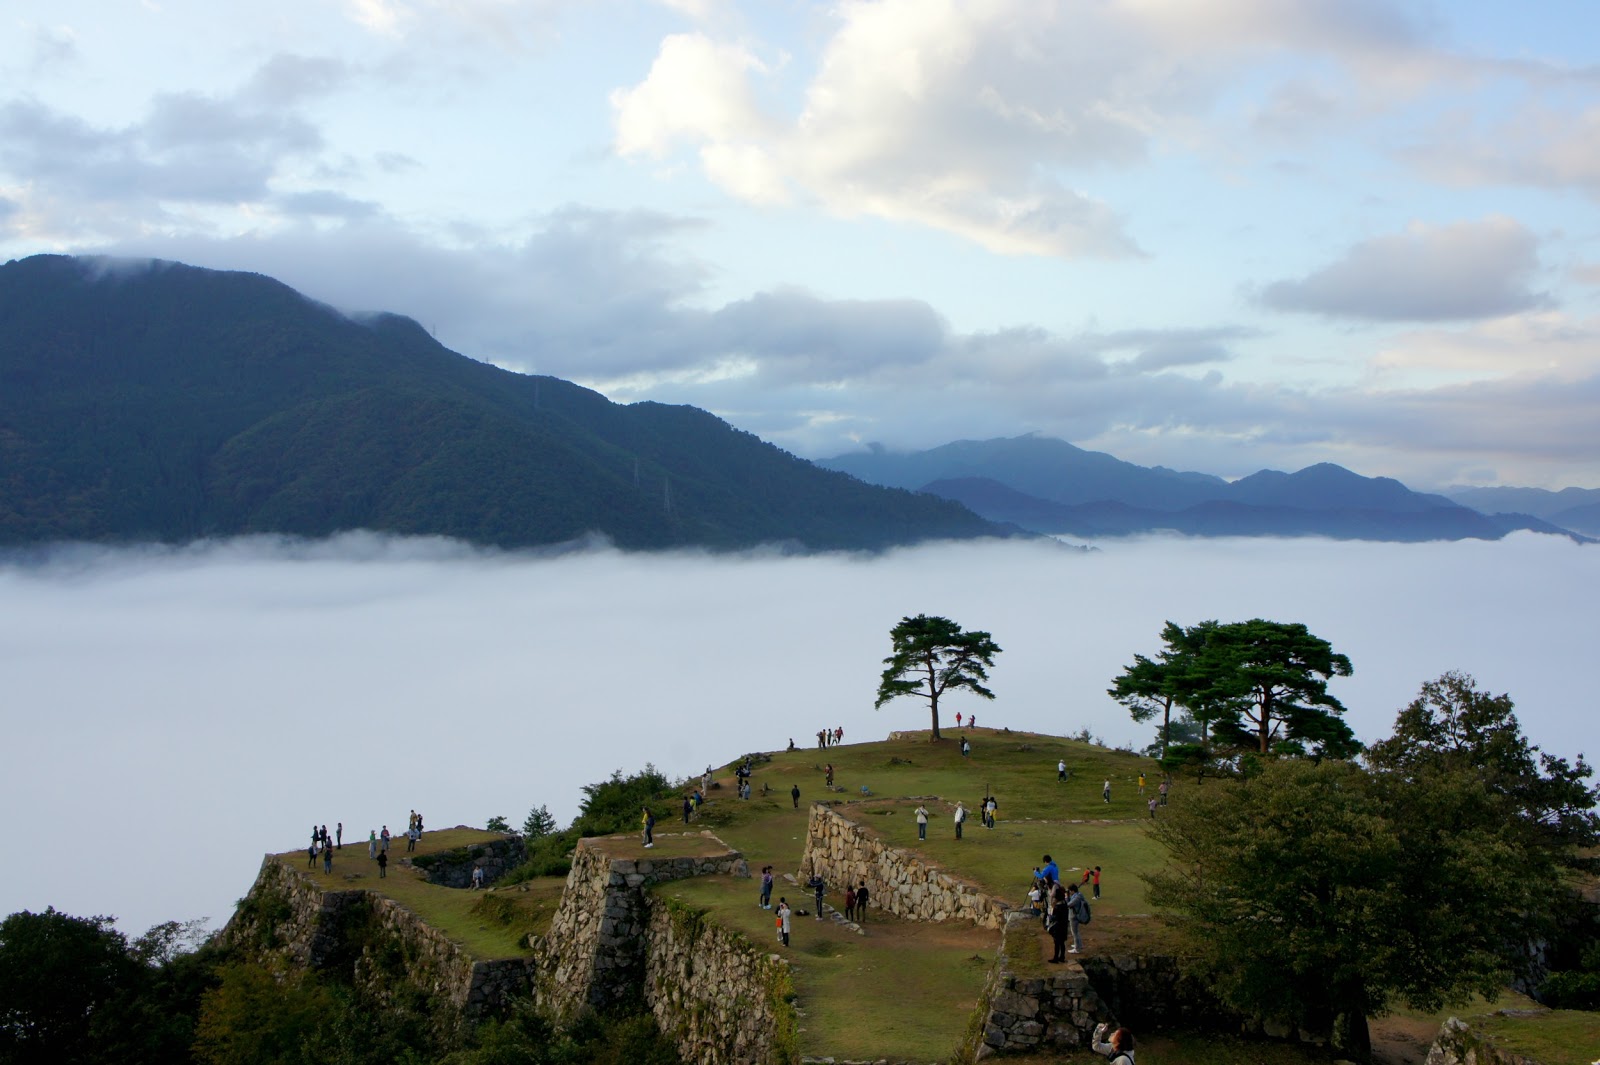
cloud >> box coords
[1256,217,1546,322]
[1,533,1593,940]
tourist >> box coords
[844,885,857,921]
[808,870,825,919]
[825,763,834,787]
[641,806,655,848]
[1102,779,1111,804]
[787,737,796,751]
[956,712,963,728]
[969,714,977,729]
[381,825,390,852]
[377,850,388,879]
[856,880,870,923]
[984,795,997,829]
[961,738,971,757]
[1158,779,1170,806]
[682,796,693,824]
[336,822,342,849]
[323,843,333,874]
[321,824,330,849]
[307,840,317,868]
[1091,1022,1136,1064]
[1058,759,1066,782]
[471,864,485,890]
[1028,881,1044,922]
[1066,882,1089,953]
[1082,865,1102,899]
[777,898,791,946]
[791,784,801,808]
[914,803,929,841]
[368,829,377,859]
[1046,882,1069,962]
[1038,855,1059,884]
[1148,798,1158,819]
[954,801,967,839]
[1138,773,1146,795]
[760,866,774,909]
[835,727,843,744]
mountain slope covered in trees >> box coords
[0,255,1004,551]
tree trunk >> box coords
[1334,1008,1372,1063]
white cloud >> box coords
[1257,217,1546,322]
[2,533,1593,938]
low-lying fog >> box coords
[2,532,1593,937]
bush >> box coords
[1539,969,1600,1010]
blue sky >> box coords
[3,0,1598,488]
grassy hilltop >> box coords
[277,727,1598,1065]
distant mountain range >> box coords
[1443,486,1600,537]
[820,436,1590,543]
[0,255,1005,551]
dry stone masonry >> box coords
[802,802,1010,928]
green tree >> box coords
[1194,619,1357,758]
[485,815,510,833]
[0,907,140,1064]
[1364,670,1599,853]
[873,614,1001,741]
[1147,758,1511,1062]
[1109,620,1218,760]
[522,804,558,839]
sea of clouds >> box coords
[2,531,1593,937]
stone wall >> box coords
[537,834,747,1022]
[409,836,525,889]
[644,897,798,1065]
[802,803,1009,928]
[965,913,1116,1058]
[223,855,536,1026]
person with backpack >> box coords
[954,801,967,839]
[1066,882,1091,953]
[1091,1022,1135,1063]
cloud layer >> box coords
[2,533,1594,937]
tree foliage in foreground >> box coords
[874,614,1001,741]
[1147,759,1512,1061]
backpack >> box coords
[1078,897,1091,924]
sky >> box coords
[1,533,1594,937]
[2,1,1599,489]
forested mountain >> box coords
[0,255,1004,551]
[823,436,1586,542]
[1447,485,1600,536]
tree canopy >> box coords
[874,615,1001,741]
[1147,758,1512,1061]
[1108,620,1218,760]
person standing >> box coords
[914,803,929,841]
[682,796,693,824]
[855,880,870,923]
[377,849,388,879]
[808,871,825,919]
[954,801,967,839]
[956,712,963,728]
[472,865,485,890]
[777,899,791,946]
[825,763,834,787]
[641,806,655,848]
[1058,759,1066,782]
[1138,773,1146,795]
[760,866,774,909]
[1047,882,1069,962]
[1039,854,1059,884]
[323,843,333,874]
[368,829,377,860]
[1102,779,1111,804]
[1158,779,1170,806]
[1148,798,1158,819]
[844,885,857,922]
[307,840,317,868]
[381,826,390,852]
[1090,866,1102,899]
[1066,882,1089,953]
[336,822,342,849]
[791,784,801,808]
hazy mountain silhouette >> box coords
[823,437,1587,542]
[0,255,1005,551]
